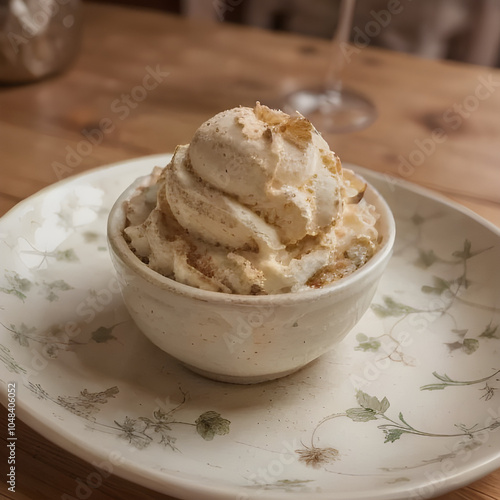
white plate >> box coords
[1,154,500,500]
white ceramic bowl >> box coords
[107,173,395,384]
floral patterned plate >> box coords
[1,154,500,500]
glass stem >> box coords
[325,0,357,93]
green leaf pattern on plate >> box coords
[22,382,230,451]
[296,390,500,467]
[355,228,499,391]
[0,271,33,301]
[0,270,73,303]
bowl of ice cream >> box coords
[107,103,395,384]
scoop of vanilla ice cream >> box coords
[164,143,284,253]
[124,103,379,294]
[178,103,343,246]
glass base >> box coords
[281,88,377,134]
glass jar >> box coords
[0,0,82,84]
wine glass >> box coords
[282,0,377,133]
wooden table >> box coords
[1,3,499,499]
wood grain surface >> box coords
[0,3,499,499]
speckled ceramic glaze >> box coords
[107,171,395,383]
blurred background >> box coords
[87,0,500,67]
